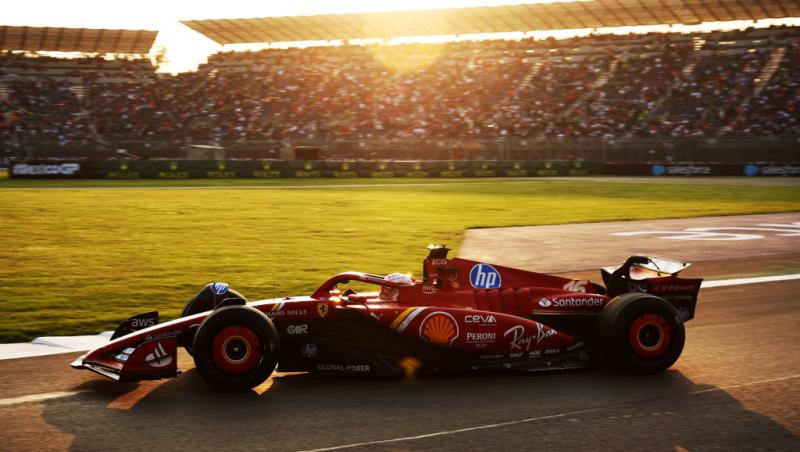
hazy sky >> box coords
[3,1,798,72]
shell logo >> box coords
[342,162,350,170]
[262,162,271,170]
[419,311,459,346]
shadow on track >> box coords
[43,367,799,451]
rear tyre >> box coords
[192,305,279,391]
[596,293,685,373]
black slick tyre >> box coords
[596,292,685,373]
[192,305,279,391]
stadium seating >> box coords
[1,25,799,158]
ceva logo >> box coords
[469,264,501,289]
[651,164,666,176]
[744,164,760,177]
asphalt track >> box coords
[1,213,799,451]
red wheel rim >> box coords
[628,314,671,359]
[211,325,262,375]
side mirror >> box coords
[625,255,650,267]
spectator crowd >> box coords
[1,26,799,154]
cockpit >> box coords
[313,272,415,304]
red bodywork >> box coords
[72,247,701,381]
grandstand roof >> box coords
[0,26,158,54]
[182,0,800,44]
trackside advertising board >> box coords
[9,161,799,178]
[605,163,800,177]
[10,161,98,178]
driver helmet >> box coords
[380,273,413,301]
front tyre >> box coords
[192,306,279,391]
[596,293,685,373]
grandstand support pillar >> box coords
[753,47,786,97]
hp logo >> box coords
[301,343,318,359]
[210,282,229,295]
[469,264,502,289]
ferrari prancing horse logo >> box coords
[317,303,329,318]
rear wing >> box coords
[601,255,691,283]
[603,255,702,321]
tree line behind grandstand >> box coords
[0,25,798,162]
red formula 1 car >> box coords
[72,245,702,390]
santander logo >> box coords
[145,342,173,368]
[538,296,604,309]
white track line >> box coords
[301,374,800,451]
[701,273,800,288]
[300,408,602,452]
[690,374,800,394]
[0,390,86,407]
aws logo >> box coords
[419,311,458,346]
[131,317,156,328]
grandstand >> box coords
[1,2,799,164]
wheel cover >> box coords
[211,325,262,375]
[628,313,672,360]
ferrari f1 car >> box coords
[72,245,702,390]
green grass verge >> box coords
[1,178,798,341]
